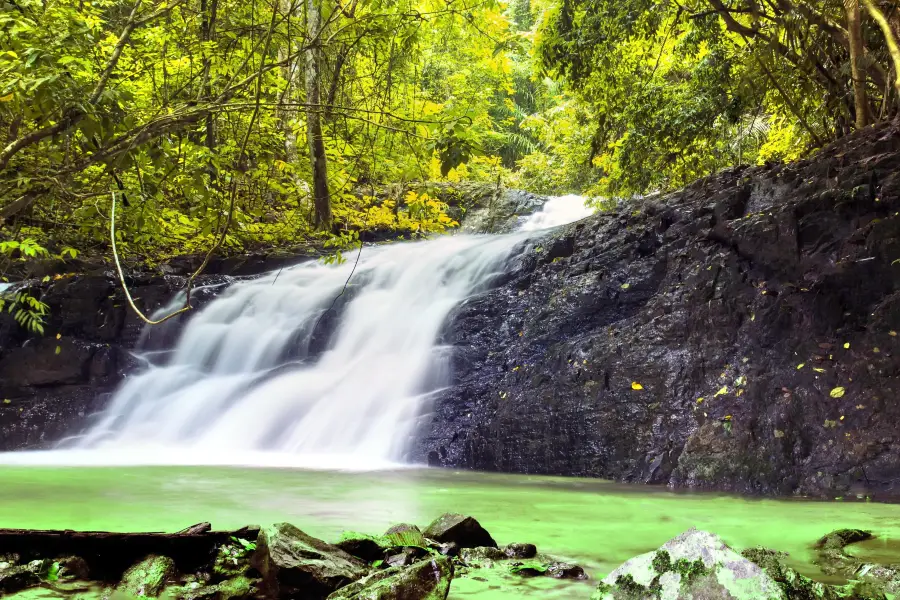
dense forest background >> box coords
[2,0,900,299]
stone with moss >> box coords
[383,524,427,548]
[117,554,177,598]
[326,556,453,600]
[251,522,367,599]
[591,529,783,600]
[503,543,536,559]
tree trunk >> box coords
[845,0,870,129]
[306,0,332,231]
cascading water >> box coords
[4,194,594,467]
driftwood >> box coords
[0,523,259,580]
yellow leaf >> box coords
[723,415,732,421]
[840,415,845,421]
[714,386,728,397]
[751,313,756,321]
[796,363,805,370]
[890,331,897,337]
[56,333,61,340]
[631,382,643,390]
[843,343,850,349]
[856,404,865,409]
[873,347,880,353]
[774,429,784,438]
[512,366,520,372]
[829,387,846,398]
[813,367,826,373]
[0,93,13,102]
[2,399,9,404]
[621,283,630,290]
[583,359,587,365]
[696,397,704,404]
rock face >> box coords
[0,269,229,451]
[118,554,177,597]
[417,122,900,498]
[251,523,367,599]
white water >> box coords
[1,195,593,468]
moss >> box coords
[117,555,176,598]
[651,550,671,573]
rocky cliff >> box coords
[416,122,900,499]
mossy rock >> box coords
[117,555,177,598]
[326,556,453,600]
[384,524,427,548]
[0,565,41,594]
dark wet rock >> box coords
[326,556,453,600]
[336,533,390,563]
[503,543,536,559]
[856,563,900,595]
[58,555,91,579]
[384,524,427,548]
[416,121,900,499]
[117,554,177,598]
[0,564,40,594]
[458,546,506,568]
[251,522,367,599]
[423,514,496,549]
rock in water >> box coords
[327,556,453,600]
[118,554,177,597]
[591,529,784,600]
[252,523,367,599]
[423,514,496,549]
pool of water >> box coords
[1,464,899,598]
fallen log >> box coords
[0,523,259,580]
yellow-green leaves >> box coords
[829,387,846,398]
[714,386,728,397]
[631,382,643,390]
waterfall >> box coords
[6,195,594,467]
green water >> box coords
[1,465,899,599]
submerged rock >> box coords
[251,522,367,599]
[118,554,177,598]
[815,529,876,575]
[326,556,453,600]
[58,555,91,579]
[423,514,496,549]
[591,529,783,600]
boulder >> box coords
[326,556,453,600]
[591,529,784,600]
[422,514,496,549]
[117,554,177,598]
[546,562,586,579]
[177,576,257,600]
[0,565,40,594]
[251,522,367,599]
